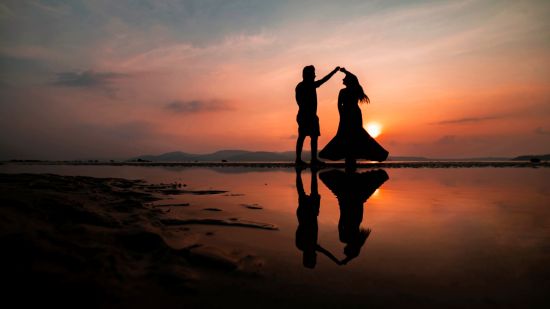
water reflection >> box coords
[296,168,389,268]
[295,168,341,268]
[321,169,389,265]
[2,164,548,306]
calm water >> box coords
[2,164,549,306]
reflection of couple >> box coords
[295,66,389,169]
[295,168,389,268]
[295,168,340,268]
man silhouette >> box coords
[295,65,340,166]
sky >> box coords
[0,0,549,160]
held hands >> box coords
[331,66,348,74]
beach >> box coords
[1,163,549,308]
[0,172,278,308]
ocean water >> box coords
[1,164,549,306]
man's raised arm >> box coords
[314,66,340,88]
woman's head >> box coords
[343,228,371,259]
[343,71,370,104]
[342,73,356,87]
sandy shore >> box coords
[0,173,269,308]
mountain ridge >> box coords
[130,150,550,162]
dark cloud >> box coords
[433,115,504,125]
[534,127,550,135]
[435,135,457,145]
[165,100,232,113]
[387,140,399,146]
[53,70,126,88]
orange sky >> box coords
[0,0,549,159]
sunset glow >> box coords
[0,1,549,160]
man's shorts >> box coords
[297,114,320,137]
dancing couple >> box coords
[295,66,388,169]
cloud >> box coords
[54,70,126,88]
[435,135,457,145]
[433,115,505,125]
[535,127,550,135]
[165,100,232,114]
[28,1,70,16]
[115,31,275,72]
[53,70,128,97]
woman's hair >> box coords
[343,228,371,258]
[345,73,370,104]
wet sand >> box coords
[0,173,270,308]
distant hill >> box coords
[132,151,513,162]
[387,156,431,161]
[135,151,198,162]
[132,150,549,162]
[511,154,550,161]
[132,150,310,162]
[133,150,443,162]
[387,156,512,161]
[432,157,511,161]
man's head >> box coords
[302,65,315,81]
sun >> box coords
[365,122,382,138]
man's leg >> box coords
[296,134,306,165]
[311,167,318,196]
[310,137,325,166]
[311,136,318,161]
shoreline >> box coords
[2,161,549,168]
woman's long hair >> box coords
[345,73,370,104]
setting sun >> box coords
[365,122,382,138]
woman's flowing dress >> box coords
[319,89,388,162]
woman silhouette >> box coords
[319,68,388,169]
